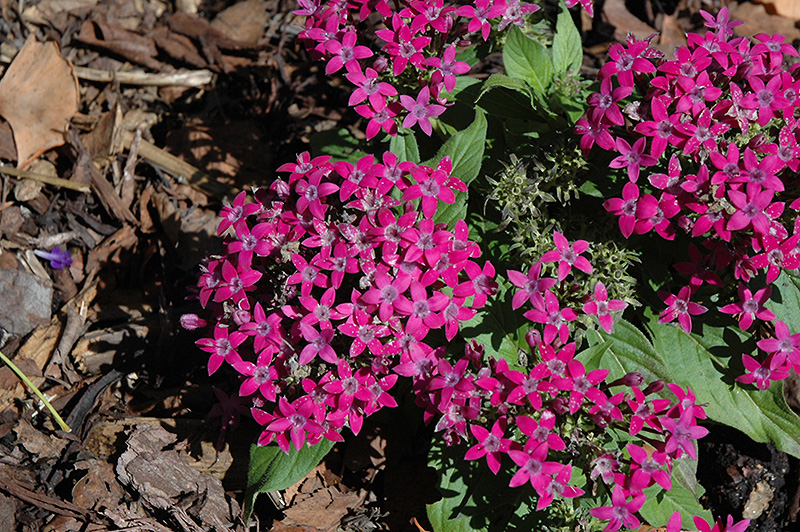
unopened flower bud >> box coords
[373,55,389,73]
[465,340,484,366]
[271,178,290,200]
[525,329,542,349]
[748,133,767,150]
[623,372,644,387]
[232,308,251,326]
[550,396,569,415]
[644,380,666,395]
[180,313,207,330]
[592,413,609,428]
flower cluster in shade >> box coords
[294,0,552,138]
[576,7,800,391]
[191,150,501,453]
[400,230,716,530]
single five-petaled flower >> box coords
[399,86,446,136]
[583,282,627,333]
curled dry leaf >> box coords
[0,36,80,168]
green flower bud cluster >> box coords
[487,154,554,222]
[487,139,588,224]
[551,69,585,101]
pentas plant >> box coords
[193,150,496,452]
[576,7,800,391]
[294,0,594,139]
[406,230,728,531]
[186,0,772,529]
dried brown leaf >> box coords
[733,2,800,41]
[0,357,42,390]
[654,14,686,57]
[210,0,269,45]
[283,485,360,530]
[602,0,657,43]
[0,120,17,162]
[13,418,67,459]
[72,459,125,509]
[0,36,79,168]
[754,0,800,20]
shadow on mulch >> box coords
[697,424,800,532]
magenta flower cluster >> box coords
[400,230,713,530]
[193,150,500,453]
[191,150,720,529]
[295,0,546,138]
[576,7,800,390]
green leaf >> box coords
[552,92,586,125]
[426,441,557,532]
[476,75,539,120]
[768,270,800,333]
[426,108,487,227]
[649,322,800,458]
[427,461,487,532]
[425,107,487,185]
[310,128,368,163]
[243,439,335,523]
[447,76,483,101]
[503,26,553,98]
[389,130,420,164]
[551,0,583,74]
[578,319,670,380]
[459,281,530,369]
[579,319,800,458]
[639,458,712,526]
[479,74,535,102]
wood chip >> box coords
[84,225,139,280]
[115,424,240,530]
[71,134,138,225]
[81,104,124,164]
[76,20,162,71]
[0,493,16,532]
[0,266,52,336]
[85,417,240,482]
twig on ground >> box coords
[74,66,214,87]
[0,166,90,193]
[121,130,235,199]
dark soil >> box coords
[697,424,799,532]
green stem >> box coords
[0,349,71,432]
